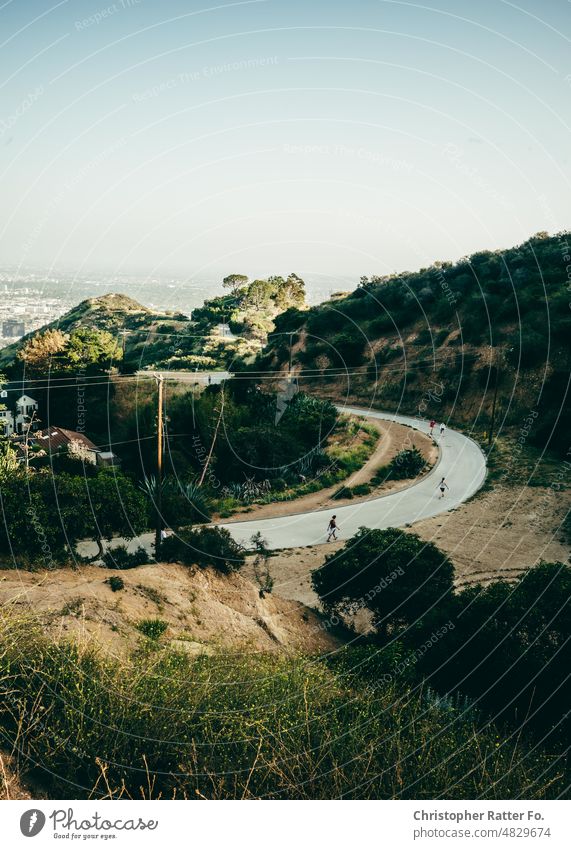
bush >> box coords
[332,485,353,500]
[312,527,454,638]
[136,618,168,641]
[409,561,571,744]
[330,330,366,366]
[350,483,371,497]
[271,477,289,492]
[388,447,427,480]
[160,526,245,573]
[101,545,150,570]
[105,575,125,592]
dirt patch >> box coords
[0,752,46,800]
[0,564,340,656]
[245,485,570,609]
[225,417,436,522]
[244,544,340,609]
[412,484,570,588]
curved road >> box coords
[77,408,486,559]
[219,407,487,550]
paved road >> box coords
[77,407,486,559]
[135,370,231,385]
[218,407,487,550]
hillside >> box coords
[0,292,193,374]
[255,232,571,455]
[0,563,340,655]
[2,272,308,375]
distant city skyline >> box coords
[1,0,570,280]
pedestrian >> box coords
[439,422,446,438]
[327,514,339,542]
[429,419,436,437]
[437,477,449,499]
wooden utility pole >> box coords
[155,375,164,553]
[488,349,499,449]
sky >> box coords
[0,0,570,285]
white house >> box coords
[14,394,39,434]
[0,408,14,436]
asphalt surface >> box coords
[77,407,486,558]
[218,407,487,550]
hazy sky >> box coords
[1,0,570,283]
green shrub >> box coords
[350,483,371,497]
[272,477,288,492]
[160,526,245,573]
[136,618,168,641]
[332,486,353,500]
[312,527,454,638]
[105,575,124,592]
[101,545,150,570]
[388,447,427,480]
[409,561,571,745]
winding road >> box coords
[77,408,486,559]
[219,407,487,550]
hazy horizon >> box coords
[1,0,570,279]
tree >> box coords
[64,327,122,371]
[0,438,18,481]
[243,279,274,312]
[0,471,149,565]
[83,471,148,557]
[222,273,249,294]
[311,527,454,637]
[273,273,306,309]
[17,329,67,373]
[409,561,571,742]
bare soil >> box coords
[0,564,340,657]
[245,485,570,609]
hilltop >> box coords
[1,271,308,375]
[0,292,191,373]
[255,232,571,456]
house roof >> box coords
[34,427,99,454]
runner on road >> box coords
[437,477,449,499]
[439,422,446,438]
[429,419,436,437]
[327,515,339,542]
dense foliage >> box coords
[312,528,454,637]
[0,620,565,799]
[0,469,148,566]
[313,526,571,748]
[160,525,245,573]
[406,560,571,745]
[258,233,571,454]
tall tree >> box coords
[17,329,67,373]
[222,273,249,294]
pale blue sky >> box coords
[1,0,570,282]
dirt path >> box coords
[224,417,437,523]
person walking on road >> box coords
[437,477,449,499]
[327,515,339,542]
[429,419,436,437]
[439,422,446,439]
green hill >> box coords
[0,293,193,374]
[255,232,571,454]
